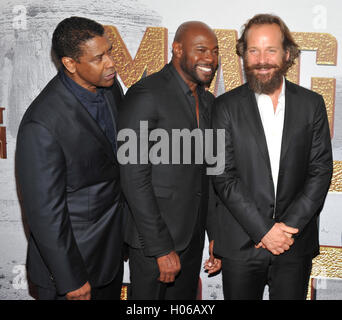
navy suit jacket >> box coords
[16,75,125,295]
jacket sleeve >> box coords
[118,84,174,257]
[212,98,275,244]
[281,95,333,231]
[16,121,88,295]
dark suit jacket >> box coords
[119,63,215,258]
[212,80,333,260]
[15,75,125,295]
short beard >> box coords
[244,56,288,94]
[180,55,216,86]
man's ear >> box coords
[285,49,290,62]
[172,42,183,59]
[61,57,76,74]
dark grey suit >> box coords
[119,63,215,299]
[212,80,333,299]
[16,75,125,297]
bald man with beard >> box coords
[119,21,221,299]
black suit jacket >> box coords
[119,63,215,258]
[15,75,125,295]
[212,80,333,260]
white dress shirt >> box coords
[255,79,285,197]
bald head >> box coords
[171,21,218,90]
[173,21,216,45]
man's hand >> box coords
[257,222,299,255]
[156,251,181,283]
[66,281,91,300]
[204,240,221,275]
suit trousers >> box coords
[128,215,205,300]
[35,262,124,300]
[221,254,312,300]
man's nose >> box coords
[204,50,215,63]
[258,51,268,64]
[105,53,115,68]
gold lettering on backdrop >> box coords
[287,33,337,138]
[330,161,342,192]
[293,32,337,65]
[210,29,243,95]
[287,32,337,84]
[307,246,342,300]
[0,107,6,159]
[104,26,168,88]
[312,78,336,138]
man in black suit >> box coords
[119,21,220,299]
[16,17,125,300]
[210,14,333,299]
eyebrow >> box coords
[195,45,219,49]
[94,44,113,58]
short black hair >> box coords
[52,16,104,62]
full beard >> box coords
[244,57,288,94]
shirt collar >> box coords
[58,69,104,103]
[169,63,206,96]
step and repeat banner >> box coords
[0,0,341,300]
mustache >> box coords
[248,63,279,70]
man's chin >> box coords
[197,74,215,86]
[99,79,115,88]
[254,72,274,83]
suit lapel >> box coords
[163,64,198,129]
[241,84,272,172]
[199,93,211,130]
[106,77,123,124]
[76,99,116,162]
[279,80,298,164]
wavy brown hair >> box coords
[236,13,300,72]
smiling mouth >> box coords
[197,65,213,75]
[256,68,273,73]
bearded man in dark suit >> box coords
[210,14,333,300]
